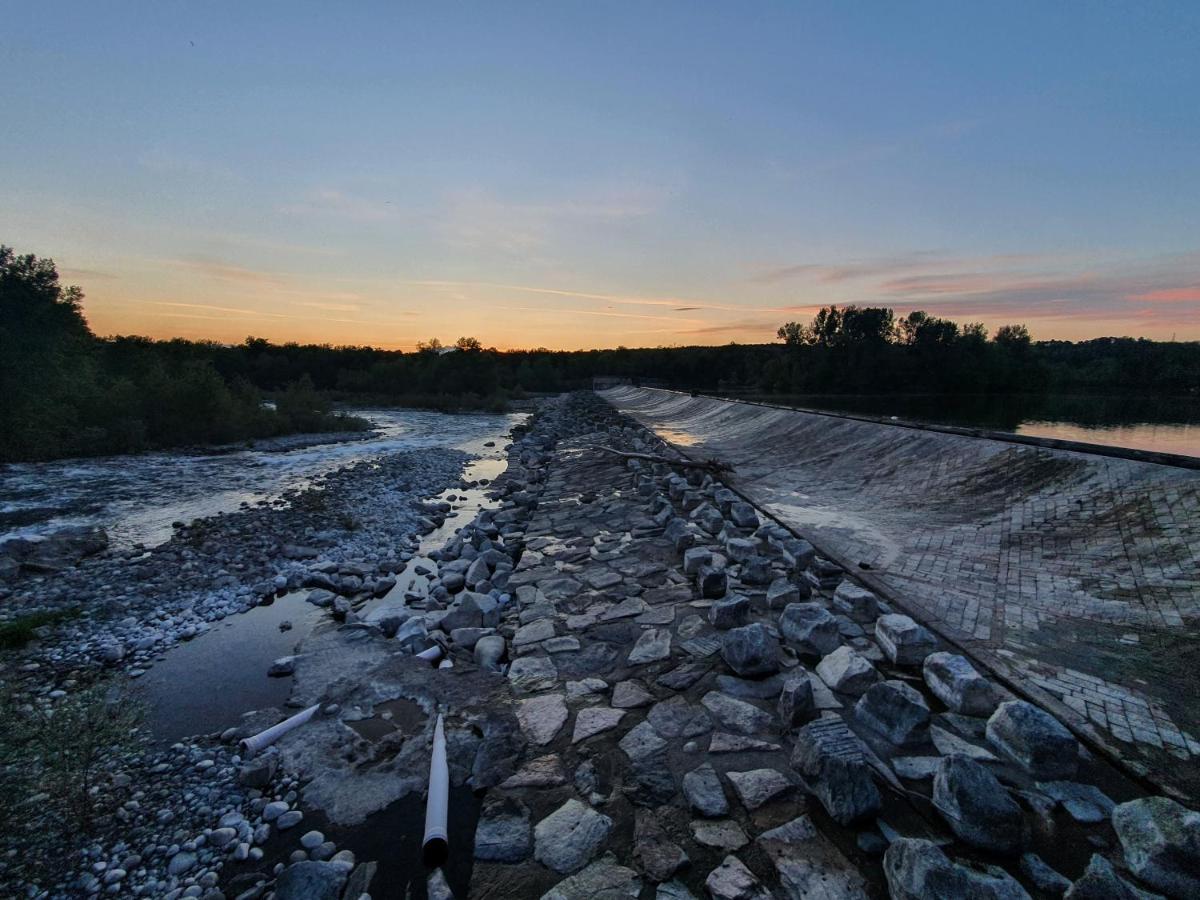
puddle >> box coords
[134,591,324,742]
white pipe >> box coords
[437,658,453,669]
[422,713,450,865]
[238,704,320,758]
[416,645,443,662]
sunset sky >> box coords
[3,2,1198,350]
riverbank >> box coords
[3,393,1196,899]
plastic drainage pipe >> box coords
[238,704,320,758]
[437,658,453,670]
[416,645,443,663]
[422,713,450,866]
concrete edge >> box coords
[618,387,1200,472]
[599,390,1186,804]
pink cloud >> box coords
[1128,287,1200,303]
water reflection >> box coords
[724,393,1200,458]
[0,408,523,546]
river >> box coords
[0,407,524,548]
[715,392,1200,458]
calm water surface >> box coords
[723,393,1200,459]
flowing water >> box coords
[718,392,1200,458]
[0,408,523,548]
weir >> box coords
[602,386,1200,796]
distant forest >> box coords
[2,244,1198,462]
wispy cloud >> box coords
[169,258,287,288]
[410,279,785,313]
[281,189,400,222]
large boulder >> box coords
[778,603,840,657]
[854,680,930,747]
[932,755,1024,854]
[923,652,998,716]
[1112,796,1200,898]
[884,838,1031,900]
[4,525,109,573]
[986,701,1078,779]
[875,613,937,666]
[791,717,880,824]
[720,623,780,678]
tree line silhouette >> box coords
[2,245,1197,462]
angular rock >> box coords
[720,623,780,678]
[759,815,871,900]
[517,694,569,746]
[572,707,626,744]
[541,854,642,900]
[690,820,749,851]
[648,697,712,738]
[634,811,689,882]
[778,673,816,730]
[709,733,781,753]
[832,582,879,623]
[696,564,728,599]
[1065,853,1161,900]
[816,646,878,696]
[273,861,348,900]
[612,680,655,709]
[875,614,937,666]
[933,755,1024,854]
[765,577,801,610]
[1019,853,1072,897]
[884,838,1031,900]
[682,763,728,817]
[791,717,880,825]
[986,701,1078,779]
[628,628,672,664]
[854,680,931,746]
[683,546,713,576]
[778,603,840,658]
[705,855,770,900]
[508,655,559,694]
[709,595,750,630]
[923,652,998,716]
[514,618,557,647]
[728,501,760,530]
[726,768,792,810]
[620,721,669,761]
[1112,796,1200,898]
[501,754,567,788]
[701,692,772,735]
[475,797,532,862]
[534,799,614,874]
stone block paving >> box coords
[605,388,1200,789]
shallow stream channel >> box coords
[35,408,524,742]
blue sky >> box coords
[3,2,1198,348]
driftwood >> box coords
[586,445,734,475]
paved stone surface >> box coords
[604,387,1200,792]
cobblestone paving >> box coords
[603,388,1200,792]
